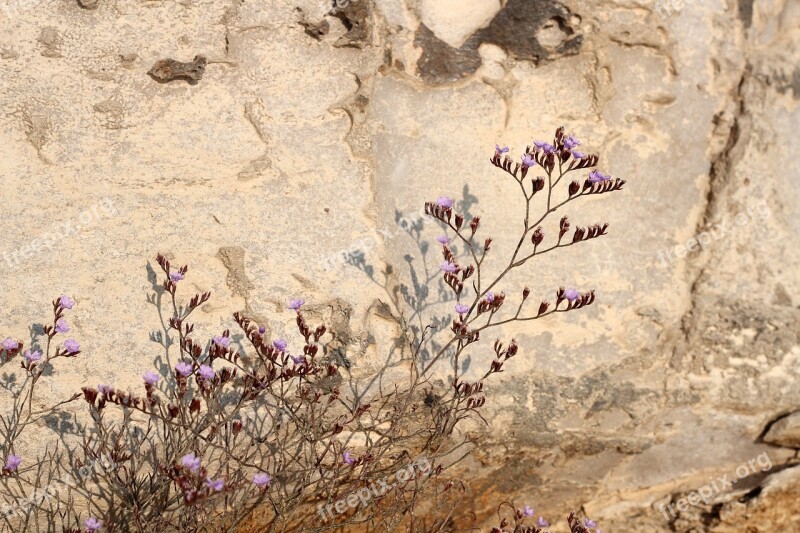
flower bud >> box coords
[568,180,580,197]
[532,227,544,246]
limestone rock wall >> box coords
[0,0,798,530]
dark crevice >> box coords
[679,65,750,341]
[415,0,582,84]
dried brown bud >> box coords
[470,216,480,235]
[190,398,201,413]
[537,301,550,316]
[484,238,492,252]
[522,287,530,300]
[454,213,464,231]
[232,420,243,435]
[559,216,570,239]
[532,226,544,246]
[82,387,98,405]
[568,180,580,197]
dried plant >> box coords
[0,128,622,532]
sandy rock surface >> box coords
[1,0,798,530]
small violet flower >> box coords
[523,505,535,517]
[288,298,305,311]
[213,335,230,348]
[258,326,266,334]
[84,517,102,532]
[4,454,21,471]
[59,295,75,310]
[253,472,271,488]
[143,371,160,385]
[440,261,457,274]
[63,339,80,353]
[290,354,306,366]
[24,350,42,363]
[206,478,225,492]
[589,170,611,183]
[198,364,216,380]
[564,134,581,149]
[181,453,201,472]
[534,141,555,154]
[273,339,287,352]
[455,303,470,315]
[169,271,184,282]
[436,235,450,245]
[175,361,193,377]
[98,384,112,396]
[485,291,495,303]
[571,150,586,159]
[564,288,580,302]
[55,318,69,334]
[436,196,454,209]
[521,153,536,168]
[2,338,19,351]
[343,451,356,465]
[495,144,509,154]
[584,518,597,528]
[538,516,550,527]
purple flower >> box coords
[290,354,306,366]
[24,350,42,363]
[485,291,495,303]
[436,235,450,245]
[273,339,287,351]
[175,361,193,377]
[343,451,356,465]
[55,319,69,334]
[534,141,555,153]
[169,271,184,282]
[4,454,21,471]
[258,326,266,334]
[213,335,230,348]
[198,364,216,380]
[564,135,581,149]
[1,338,19,351]
[584,518,597,528]
[98,384,112,396]
[253,472,271,488]
[63,339,80,353]
[288,298,305,311]
[538,516,550,527]
[436,196,454,209]
[495,144,509,154]
[521,153,536,168]
[440,261,457,274]
[571,150,586,159]
[589,170,611,183]
[84,517,102,532]
[59,295,75,310]
[181,453,201,472]
[143,371,160,385]
[564,288,580,302]
[523,505,535,517]
[206,477,225,491]
[455,303,470,315]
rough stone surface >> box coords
[763,412,800,448]
[0,0,799,530]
